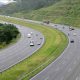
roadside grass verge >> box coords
[15,0,80,28]
[0,16,68,80]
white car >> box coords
[40,37,43,39]
[73,33,77,36]
[27,34,31,38]
[30,41,34,46]
[30,42,34,46]
[69,27,75,31]
[31,32,33,35]
[36,34,38,36]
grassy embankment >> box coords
[13,0,80,28]
[0,16,68,80]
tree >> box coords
[0,23,19,44]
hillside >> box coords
[13,0,80,27]
[0,0,80,27]
[0,0,60,15]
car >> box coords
[37,42,41,45]
[70,40,74,43]
[73,33,77,36]
[69,27,75,31]
[40,37,43,39]
[43,20,50,24]
[63,26,65,29]
[69,27,72,29]
[30,41,34,46]
[27,34,31,38]
[31,32,33,35]
[69,29,72,31]
[54,25,57,27]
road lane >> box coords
[0,23,44,72]
[31,23,80,80]
[1,15,80,80]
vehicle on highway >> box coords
[27,33,31,38]
[36,34,38,36]
[72,28,75,30]
[43,20,50,24]
[40,37,43,39]
[68,33,70,36]
[31,32,33,35]
[63,26,65,29]
[70,40,74,43]
[69,27,75,31]
[30,41,34,46]
[37,42,41,45]
[54,24,57,27]
[73,33,77,36]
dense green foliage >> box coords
[0,0,60,15]
[0,23,19,44]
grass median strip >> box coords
[0,16,68,80]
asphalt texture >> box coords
[0,23,44,72]
[1,15,80,80]
[30,23,80,80]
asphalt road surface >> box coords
[0,23,44,72]
[0,16,80,80]
[30,23,80,80]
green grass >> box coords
[12,0,80,28]
[0,16,68,80]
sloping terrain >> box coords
[0,0,60,15]
[0,0,80,27]
[13,0,80,27]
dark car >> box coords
[37,42,41,45]
[43,20,50,24]
[69,27,75,31]
[70,40,74,43]
[71,28,75,30]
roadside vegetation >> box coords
[0,0,60,15]
[0,16,68,80]
[0,0,80,27]
[12,0,80,28]
[0,0,79,79]
[0,23,19,48]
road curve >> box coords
[30,23,80,80]
[0,16,80,80]
[0,23,44,72]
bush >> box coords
[0,23,19,44]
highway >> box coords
[0,23,44,72]
[31,23,80,80]
[0,15,80,80]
